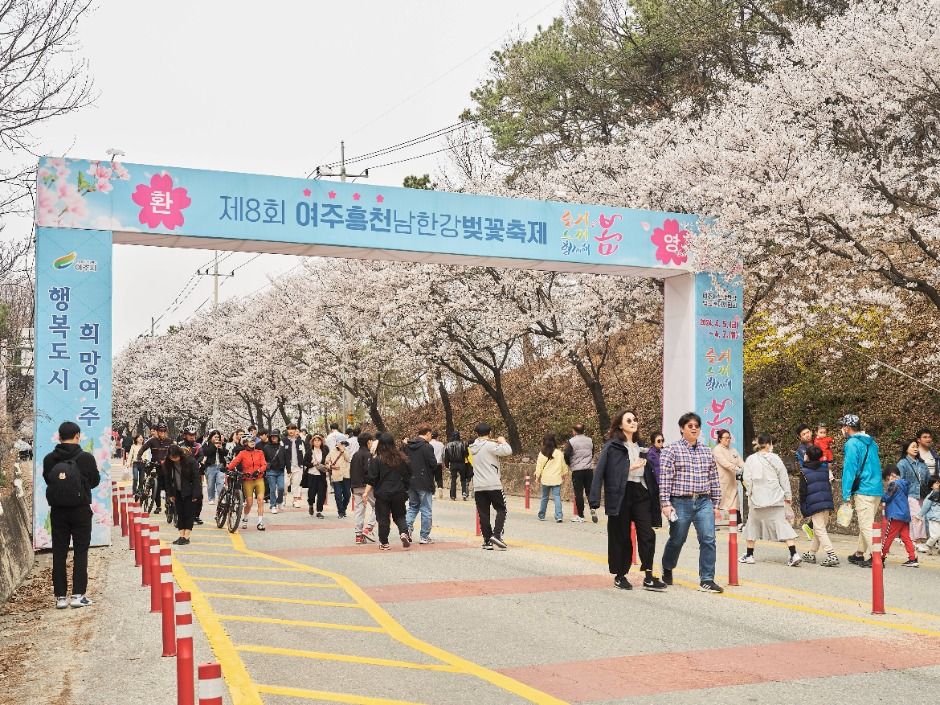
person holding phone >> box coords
[589,410,666,592]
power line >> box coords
[306,0,562,170]
[318,122,470,171]
[366,136,487,171]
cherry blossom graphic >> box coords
[352,193,361,201]
[651,218,689,266]
[303,188,312,197]
[131,173,192,230]
[328,190,337,199]
[376,194,384,203]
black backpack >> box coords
[444,441,465,465]
[46,458,85,507]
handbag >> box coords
[836,502,854,528]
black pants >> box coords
[434,464,444,490]
[475,489,507,542]
[449,464,470,499]
[571,469,593,517]
[51,505,92,597]
[607,482,656,575]
[375,493,408,544]
[307,475,327,512]
[174,491,199,530]
[155,474,167,509]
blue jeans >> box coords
[205,464,223,501]
[538,485,562,520]
[406,489,433,540]
[661,495,717,582]
[333,478,351,516]
[266,471,285,509]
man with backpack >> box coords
[43,421,101,609]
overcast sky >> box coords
[10,0,565,352]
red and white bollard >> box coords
[197,662,224,705]
[128,506,138,551]
[149,524,162,613]
[475,507,481,536]
[871,521,885,615]
[524,473,530,510]
[120,490,129,537]
[133,511,145,561]
[111,481,120,526]
[140,520,151,585]
[728,508,740,586]
[176,591,195,705]
[160,548,176,657]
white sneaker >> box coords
[257,521,265,531]
[570,516,585,523]
[208,499,215,505]
[915,543,928,553]
[419,537,434,545]
[739,554,755,564]
[70,594,93,608]
[788,552,802,567]
[272,506,278,514]
[55,596,68,609]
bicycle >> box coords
[135,463,160,514]
[215,467,244,533]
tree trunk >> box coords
[450,355,523,453]
[569,354,610,434]
[368,399,388,434]
[438,377,454,440]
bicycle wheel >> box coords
[215,486,229,529]
[227,487,243,533]
[141,484,155,514]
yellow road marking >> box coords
[172,559,263,705]
[177,562,306,572]
[433,525,940,638]
[236,643,461,672]
[176,550,245,557]
[202,592,362,609]
[190,576,338,589]
[233,534,569,705]
[185,540,234,547]
[217,614,385,633]
[256,684,432,705]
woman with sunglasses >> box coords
[589,410,667,592]
[646,432,665,484]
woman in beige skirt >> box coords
[712,430,744,517]
[740,434,801,566]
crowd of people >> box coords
[43,410,940,607]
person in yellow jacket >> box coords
[536,434,569,522]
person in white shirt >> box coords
[325,423,347,453]
[429,431,446,498]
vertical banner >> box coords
[33,227,113,549]
[694,273,744,448]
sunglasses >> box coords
[685,423,701,429]
[624,417,638,423]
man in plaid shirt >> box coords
[659,412,724,593]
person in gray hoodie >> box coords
[469,422,513,550]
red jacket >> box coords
[228,448,267,479]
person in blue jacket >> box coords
[799,445,838,566]
[881,465,918,567]
[839,414,884,568]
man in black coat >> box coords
[404,424,438,544]
[42,421,101,609]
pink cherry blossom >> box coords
[113,163,130,180]
[651,218,689,266]
[131,173,192,230]
[57,181,87,219]
[96,178,113,193]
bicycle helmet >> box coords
[838,414,861,430]
[183,426,196,436]
[155,423,168,432]
[242,435,256,446]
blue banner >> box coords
[36,157,697,272]
[33,227,113,549]
[694,273,744,448]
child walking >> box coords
[882,465,919,567]
[799,445,839,567]
[916,477,940,555]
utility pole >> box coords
[197,251,233,429]
[316,143,368,427]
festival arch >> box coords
[31,157,743,548]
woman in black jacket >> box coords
[589,410,666,592]
[199,430,227,505]
[165,445,203,545]
[361,433,412,550]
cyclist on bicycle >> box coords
[228,434,267,531]
[137,422,174,512]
